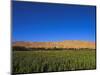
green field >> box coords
[12,50,96,74]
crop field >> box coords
[12,49,96,74]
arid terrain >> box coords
[13,40,95,49]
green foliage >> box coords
[12,49,96,74]
[13,46,95,51]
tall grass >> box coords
[12,50,96,74]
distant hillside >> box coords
[12,40,95,49]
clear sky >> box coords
[12,1,96,42]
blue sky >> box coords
[12,1,96,42]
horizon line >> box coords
[12,40,96,43]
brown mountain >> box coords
[13,40,95,49]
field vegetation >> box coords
[12,47,96,74]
